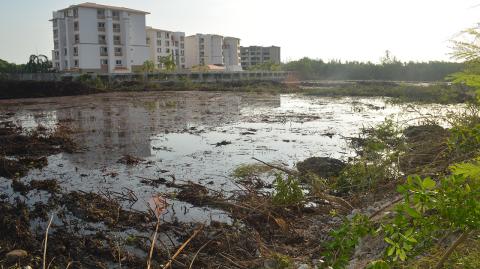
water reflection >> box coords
[0,91,461,222]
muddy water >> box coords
[0,91,459,223]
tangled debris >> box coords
[117,154,145,165]
[0,121,77,178]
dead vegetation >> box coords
[0,121,77,178]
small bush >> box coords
[272,174,304,206]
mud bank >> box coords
[0,79,290,100]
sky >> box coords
[1,0,480,64]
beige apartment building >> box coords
[146,27,186,70]
[240,46,281,69]
[185,34,224,68]
[51,2,150,73]
[223,37,242,71]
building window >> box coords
[97,9,105,19]
[166,48,170,53]
[181,58,185,63]
[74,21,79,31]
[98,22,105,32]
[52,19,58,28]
[74,59,79,67]
[65,60,68,68]
[113,24,120,33]
[166,41,170,47]
[73,8,78,18]
[112,11,120,20]
[54,41,59,49]
[98,35,106,44]
[157,32,162,38]
[64,48,67,56]
[100,59,108,65]
[180,36,184,41]
[53,29,58,38]
[73,47,78,56]
[55,62,60,68]
[100,47,108,56]
[157,56,161,61]
[165,32,170,38]
[157,40,161,46]
[157,48,161,53]
[74,34,79,44]
[180,50,184,56]
[114,35,121,45]
[114,47,122,56]
[115,60,122,66]
[180,43,184,49]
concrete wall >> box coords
[5,71,290,83]
[78,8,97,43]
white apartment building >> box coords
[223,37,242,71]
[51,2,150,73]
[146,27,186,70]
[240,46,281,70]
[185,34,224,68]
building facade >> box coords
[51,2,150,73]
[223,37,242,71]
[146,27,186,70]
[240,46,281,70]
[185,34,224,68]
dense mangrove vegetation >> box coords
[283,56,464,81]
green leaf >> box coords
[387,246,395,256]
[404,206,421,219]
[384,237,395,245]
[399,249,407,261]
[422,178,436,190]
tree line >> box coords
[281,57,464,81]
[0,55,53,74]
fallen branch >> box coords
[434,230,471,269]
[163,224,205,269]
[252,157,298,176]
[369,195,403,221]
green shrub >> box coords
[272,174,304,206]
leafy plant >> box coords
[319,214,374,269]
[272,174,304,206]
[380,163,480,267]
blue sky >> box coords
[1,0,480,64]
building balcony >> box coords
[113,28,121,33]
[97,15,105,19]
[100,52,108,56]
[98,27,105,32]
[112,16,120,21]
[115,52,122,56]
[99,40,106,44]
[114,40,121,45]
